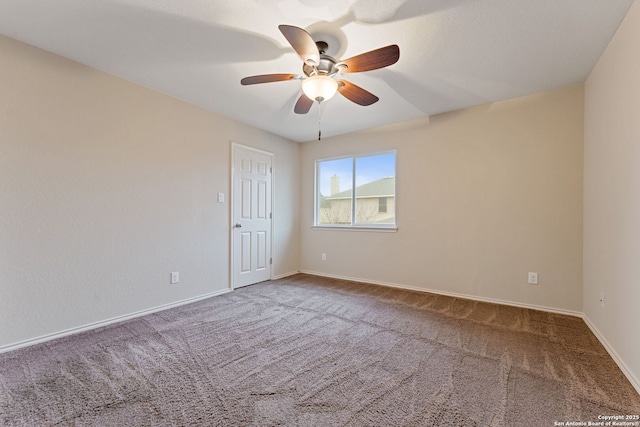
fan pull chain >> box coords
[318,101,322,140]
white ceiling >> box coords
[0,0,634,142]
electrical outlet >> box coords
[321,253,327,261]
[528,272,538,285]
[600,293,605,308]
[217,192,224,203]
[171,272,179,284]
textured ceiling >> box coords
[0,0,634,142]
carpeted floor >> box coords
[1,274,639,426]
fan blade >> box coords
[337,80,379,106]
[279,25,320,67]
[294,93,314,114]
[241,74,297,85]
[339,45,400,73]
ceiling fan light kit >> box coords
[302,75,338,103]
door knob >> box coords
[234,223,242,228]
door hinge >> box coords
[270,167,272,173]
[269,212,272,219]
[270,258,273,265]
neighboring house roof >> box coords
[326,176,395,200]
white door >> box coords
[232,144,272,288]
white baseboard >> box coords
[582,315,640,395]
[299,270,582,317]
[0,288,232,355]
[272,270,300,280]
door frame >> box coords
[230,142,274,290]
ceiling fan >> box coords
[241,25,400,115]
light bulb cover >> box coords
[302,75,338,103]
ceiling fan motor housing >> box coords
[303,41,341,77]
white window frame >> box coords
[313,150,397,232]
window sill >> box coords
[311,225,398,233]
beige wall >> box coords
[584,0,640,392]
[301,85,584,313]
[0,35,300,349]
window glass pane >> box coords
[355,153,395,224]
[315,151,396,228]
[317,157,353,225]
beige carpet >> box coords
[1,274,639,426]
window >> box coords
[378,197,387,213]
[315,151,396,229]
